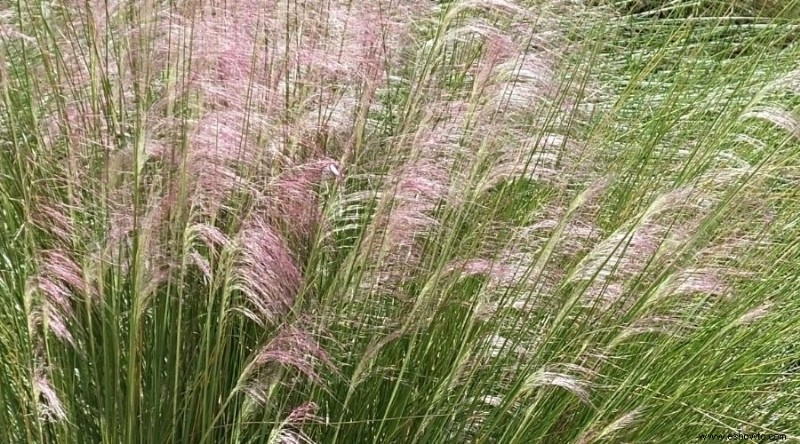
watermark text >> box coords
[698,432,787,441]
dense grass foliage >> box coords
[1,0,799,443]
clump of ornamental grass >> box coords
[1,0,800,443]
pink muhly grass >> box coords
[393,104,470,201]
[273,429,319,444]
[46,2,135,129]
[262,157,343,250]
[251,321,335,387]
[671,268,730,297]
[28,306,74,347]
[0,18,35,44]
[40,250,88,289]
[188,251,212,282]
[476,132,586,197]
[737,303,772,325]
[489,50,560,112]
[478,152,561,194]
[261,402,323,444]
[443,244,565,320]
[575,409,642,444]
[576,222,668,282]
[288,2,424,151]
[181,5,275,111]
[444,254,530,292]
[26,249,96,346]
[19,246,98,358]
[522,366,593,405]
[481,334,530,362]
[172,0,407,123]
[363,162,453,296]
[471,27,517,93]
[33,366,67,422]
[568,226,665,315]
[34,276,71,311]
[649,267,732,306]
[188,221,230,251]
[294,3,391,86]
[41,101,118,175]
[380,175,448,249]
[59,0,123,29]
[568,186,703,288]
[611,316,693,347]
[285,401,323,426]
[233,216,303,326]
[176,110,281,215]
[580,281,626,311]
[102,181,176,261]
[189,110,276,168]
[464,29,586,189]
[520,218,601,256]
[742,106,800,139]
[103,200,137,259]
[572,173,762,312]
[297,93,359,151]
[30,202,75,246]
[357,101,473,296]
